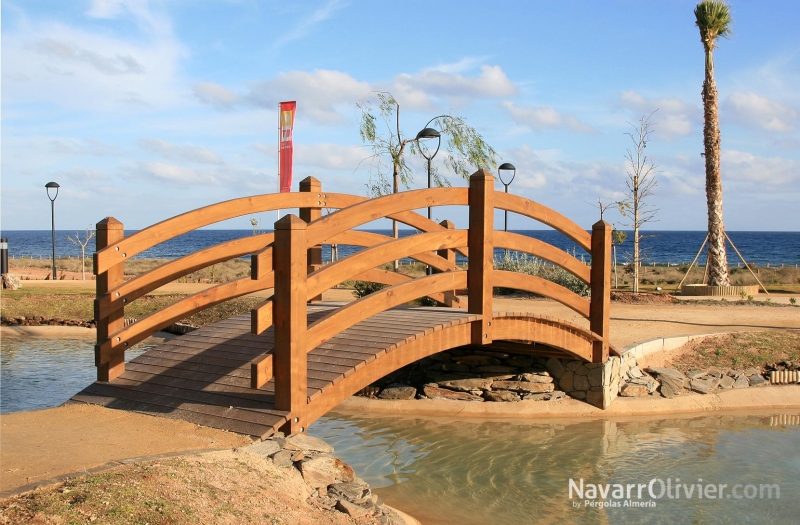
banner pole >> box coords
[276,102,280,223]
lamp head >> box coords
[416,127,440,140]
[498,163,516,186]
[45,181,60,201]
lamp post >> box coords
[415,127,441,221]
[498,163,516,258]
[45,182,60,280]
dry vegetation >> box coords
[667,331,800,373]
[0,451,369,525]
[615,263,800,293]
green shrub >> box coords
[493,253,542,295]
[546,265,591,297]
[352,281,388,298]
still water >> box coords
[310,413,800,525]
[2,338,798,524]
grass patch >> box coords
[669,331,800,372]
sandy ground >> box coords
[2,282,798,498]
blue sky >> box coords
[2,0,799,232]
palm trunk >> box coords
[702,45,730,287]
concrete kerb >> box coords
[620,331,724,361]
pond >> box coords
[3,336,798,524]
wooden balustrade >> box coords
[590,220,612,362]
[94,217,125,382]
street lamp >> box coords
[497,163,516,233]
[45,182,60,280]
[415,127,441,221]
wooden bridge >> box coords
[72,171,612,438]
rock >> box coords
[549,390,566,400]
[2,274,21,290]
[727,369,741,377]
[573,374,590,391]
[690,378,717,394]
[422,385,484,402]
[748,374,768,387]
[559,370,575,392]
[290,450,305,462]
[648,367,686,399]
[308,490,338,510]
[687,369,707,379]
[574,366,589,376]
[300,456,355,488]
[718,375,735,389]
[272,450,294,468]
[244,439,281,457]
[483,390,520,402]
[481,374,516,380]
[329,480,371,505]
[708,370,723,378]
[335,499,370,519]
[743,367,760,376]
[627,366,644,379]
[518,373,553,384]
[571,390,587,400]
[491,381,554,393]
[454,355,499,366]
[545,358,565,378]
[441,363,470,372]
[588,367,604,387]
[586,389,605,408]
[565,361,582,371]
[620,383,650,397]
[475,365,518,374]
[438,378,493,392]
[732,374,750,389]
[378,384,417,400]
[284,434,335,454]
[429,353,452,362]
[506,357,534,367]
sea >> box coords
[1,230,798,267]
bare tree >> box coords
[250,218,260,236]
[620,112,659,293]
[67,227,96,280]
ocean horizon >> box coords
[2,229,798,266]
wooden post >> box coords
[94,217,125,381]
[468,172,494,344]
[435,219,457,307]
[273,214,308,434]
[299,176,323,302]
[590,220,612,363]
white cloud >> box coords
[502,101,596,134]
[254,142,370,171]
[722,149,800,185]
[272,0,348,51]
[134,161,227,186]
[192,82,240,109]
[393,65,517,103]
[725,92,799,133]
[618,91,699,140]
[138,138,223,164]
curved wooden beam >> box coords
[307,230,468,298]
[327,230,459,271]
[95,193,359,274]
[350,268,462,307]
[491,313,598,362]
[494,231,590,284]
[97,234,274,319]
[494,193,591,252]
[96,274,275,365]
[306,188,469,246]
[305,271,469,353]
[493,270,591,319]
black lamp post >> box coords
[497,163,516,233]
[415,127,441,221]
[45,182,60,280]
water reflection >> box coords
[311,412,800,525]
[1,338,150,414]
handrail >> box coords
[305,272,469,354]
[493,270,591,319]
[494,192,592,252]
[96,233,274,319]
[494,231,591,284]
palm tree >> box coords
[695,0,732,287]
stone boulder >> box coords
[491,381,554,393]
[378,384,417,400]
[438,378,493,392]
[423,385,484,402]
[647,367,687,399]
[284,433,335,454]
[299,456,355,489]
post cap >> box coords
[275,214,308,230]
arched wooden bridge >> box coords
[72,171,612,438]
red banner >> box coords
[279,101,296,193]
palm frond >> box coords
[694,0,733,43]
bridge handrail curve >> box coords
[493,270,591,319]
[494,192,592,252]
[493,231,591,284]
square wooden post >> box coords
[435,219,458,307]
[273,214,308,434]
[468,171,494,344]
[590,220,612,363]
[299,176,323,303]
[94,217,125,382]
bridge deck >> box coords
[72,304,495,439]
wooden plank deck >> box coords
[70,304,477,439]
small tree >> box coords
[620,112,659,293]
[612,229,628,289]
[357,92,497,268]
[67,227,96,280]
[250,218,260,236]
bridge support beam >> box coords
[94,217,125,382]
[468,172,494,344]
[273,215,308,434]
[590,220,612,363]
[299,176,323,303]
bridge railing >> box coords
[251,171,610,433]
[92,177,460,382]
